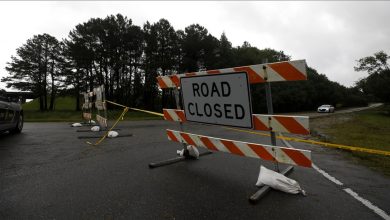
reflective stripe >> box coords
[163,109,310,135]
[157,60,307,88]
[166,129,312,168]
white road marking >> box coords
[344,188,390,220]
[281,136,390,220]
[312,164,343,186]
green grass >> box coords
[23,96,76,111]
[23,110,162,122]
[310,105,390,176]
[22,97,162,122]
[319,108,390,151]
[122,111,162,121]
[23,110,83,122]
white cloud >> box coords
[1,1,389,90]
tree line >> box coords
[1,13,375,113]
[354,51,390,105]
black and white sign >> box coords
[181,72,252,128]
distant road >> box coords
[282,103,383,118]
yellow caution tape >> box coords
[104,100,128,108]
[86,100,163,146]
[86,107,129,146]
[89,102,390,157]
[105,100,164,117]
[129,107,164,117]
[225,127,390,157]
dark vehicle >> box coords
[0,93,23,134]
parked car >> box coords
[0,95,23,134]
[317,104,335,113]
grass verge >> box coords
[23,96,76,111]
[23,110,162,122]
[310,105,390,176]
[23,97,163,122]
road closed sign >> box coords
[181,72,253,128]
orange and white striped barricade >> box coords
[156,60,307,89]
[166,129,311,167]
[94,85,108,130]
[79,88,101,127]
[81,92,89,110]
[79,85,111,132]
[150,60,311,202]
[163,109,310,135]
[96,114,108,129]
[80,92,95,126]
[88,91,94,109]
[94,85,106,111]
[82,112,92,121]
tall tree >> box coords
[143,18,180,109]
[66,18,100,96]
[2,34,61,111]
[3,16,369,113]
[355,51,390,103]
[180,24,218,72]
[214,32,233,68]
[65,14,144,107]
[354,51,389,74]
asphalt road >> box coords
[283,103,383,118]
[1,120,389,219]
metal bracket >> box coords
[149,86,213,169]
[76,128,121,132]
[148,151,213,168]
[77,134,133,139]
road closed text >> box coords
[181,72,252,128]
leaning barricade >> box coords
[150,60,312,202]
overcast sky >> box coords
[1,1,389,90]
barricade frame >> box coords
[150,60,312,203]
[76,85,131,143]
[80,91,95,126]
[148,87,213,168]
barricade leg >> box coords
[148,88,212,169]
[249,165,294,204]
[152,60,311,202]
[148,151,213,168]
[76,128,121,132]
[78,133,133,139]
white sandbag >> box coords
[107,130,119,138]
[91,126,100,132]
[187,145,199,159]
[90,120,96,124]
[71,123,82,127]
[176,145,200,159]
[256,165,306,195]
